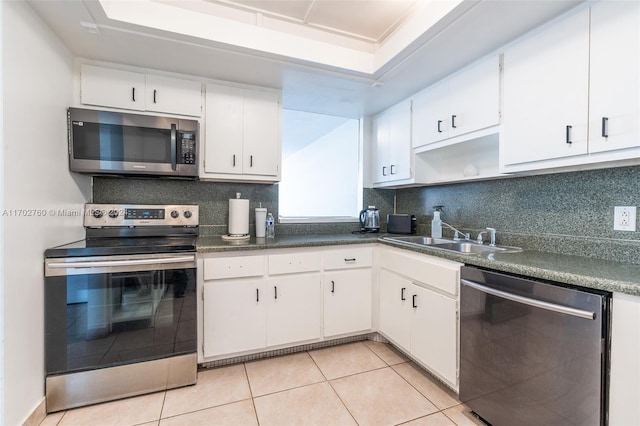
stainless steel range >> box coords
[44,204,199,412]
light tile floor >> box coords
[40,341,485,426]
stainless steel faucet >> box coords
[476,227,497,246]
[442,222,471,241]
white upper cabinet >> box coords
[144,74,203,117]
[372,99,412,185]
[501,1,640,172]
[413,55,501,148]
[588,0,640,154]
[80,64,202,116]
[502,8,590,167]
[203,83,281,182]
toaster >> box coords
[387,214,416,234]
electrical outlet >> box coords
[614,206,637,231]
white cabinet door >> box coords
[203,279,266,357]
[80,64,145,111]
[502,8,590,166]
[448,55,500,138]
[204,84,244,175]
[412,80,449,147]
[373,100,412,184]
[266,274,321,347]
[410,284,458,385]
[243,88,281,177]
[145,74,202,117]
[378,269,412,350]
[323,270,372,337]
[588,0,640,154]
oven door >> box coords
[45,253,197,376]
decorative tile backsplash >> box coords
[93,165,640,262]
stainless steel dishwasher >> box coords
[460,266,611,426]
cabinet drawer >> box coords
[268,252,321,275]
[204,255,265,280]
[381,249,461,296]
[324,247,373,270]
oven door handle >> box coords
[461,278,596,320]
[48,255,195,270]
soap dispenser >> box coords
[431,206,443,238]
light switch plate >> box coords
[614,206,636,231]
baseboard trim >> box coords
[22,398,46,426]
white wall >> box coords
[2,2,91,424]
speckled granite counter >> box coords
[197,234,640,296]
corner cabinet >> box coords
[80,64,202,117]
[378,246,462,390]
[501,1,640,172]
[372,100,412,186]
[202,83,282,183]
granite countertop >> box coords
[197,233,640,296]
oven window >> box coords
[72,123,172,163]
[45,267,196,374]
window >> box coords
[279,109,362,222]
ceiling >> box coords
[26,0,585,118]
[206,0,421,43]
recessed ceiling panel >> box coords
[219,0,313,21]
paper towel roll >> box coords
[229,198,250,236]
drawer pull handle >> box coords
[401,287,406,301]
[344,258,356,263]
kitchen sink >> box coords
[381,236,522,255]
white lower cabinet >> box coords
[266,274,321,347]
[378,247,461,388]
[203,279,266,357]
[323,269,372,337]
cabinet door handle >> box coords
[274,286,278,299]
[566,125,573,144]
[132,87,136,102]
[451,115,457,128]
[153,89,157,104]
[437,120,443,133]
[250,155,254,167]
[390,164,396,175]
[602,117,609,138]
[331,280,335,293]
[256,288,259,302]
[382,166,388,176]
[412,294,417,308]
[401,287,406,301]
[232,154,236,167]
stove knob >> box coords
[184,210,192,219]
[108,210,119,219]
[171,210,180,219]
[92,209,104,219]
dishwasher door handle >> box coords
[461,278,596,320]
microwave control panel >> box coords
[180,133,196,165]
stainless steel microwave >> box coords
[68,107,198,178]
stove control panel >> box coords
[84,204,199,228]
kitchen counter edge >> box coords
[197,234,640,296]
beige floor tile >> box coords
[442,404,486,426]
[331,367,438,426]
[159,400,257,426]
[401,412,456,426]
[392,362,460,410]
[254,382,356,426]
[245,352,325,396]
[39,411,65,426]
[58,392,164,426]
[309,342,386,379]
[363,341,410,365]
[161,364,251,418]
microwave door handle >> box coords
[170,123,177,171]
